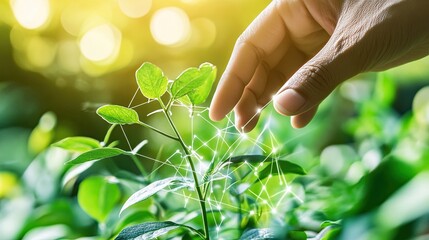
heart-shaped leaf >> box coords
[187,63,216,105]
[97,105,140,125]
[136,62,168,99]
[115,221,200,240]
[66,147,126,165]
[52,137,100,152]
[171,63,216,102]
[120,177,193,214]
[240,228,276,240]
[78,176,121,223]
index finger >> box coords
[209,1,289,121]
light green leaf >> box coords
[66,147,126,165]
[115,221,200,240]
[171,63,216,102]
[97,105,140,125]
[240,228,276,240]
[52,137,101,152]
[120,177,192,214]
[77,176,121,223]
[188,63,217,105]
[136,62,168,99]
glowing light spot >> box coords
[203,142,207,146]
[256,108,262,114]
[286,185,292,193]
[271,208,277,214]
[213,151,217,155]
[39,112,56,131]
[263,200,268,204]
[150,7,190,46]
[12,0,50,29]
[268,174,273,179]
[217,130,221,136]
[216,227,220,232]
[80,24,121,62]
[259,162,264,167]
[221,215,226,221]
[217,205,221,210]
[240,133,248,140]
[272,148,277,153]
[249,210,255,215]
[262,185,266,190]
[207,197,211,202]
[118,0,152,18]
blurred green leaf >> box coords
[77,176,121,223]
[375,72,395,107]
[171,63,216,102]
[66,148,126,165]
[97,105,140,125]
[120,177,192,214]
[240,228,276,239]
[52,137,100,152]
[135,62,168,99]
[115,221,199,240]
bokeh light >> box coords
[190,18,217,48]
[11,0,50,29]
[118,0,152,18]
[79,24,122,62]
[150,7,190,46]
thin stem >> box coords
[129,154,147,176]
[137,121,178,141]
[158,100,210,240]
[103,124,117,145]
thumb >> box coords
[273,39,363,117]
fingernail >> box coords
[274,89,306,115]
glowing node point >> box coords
[249,210,255,215]
[256,108,262,114]
[217,205,221,210]
[254,172,258,177]
[262,185,266,190]
[271,208,277,214]
[272,148,277,153]
[100,141,105,147]
[203,142,207,146]
[272,95,277,100]
[217,130,221,136]
[207,197,211,202]
[216,227,220,232]
[193,135,197,139]
[213,151,217,155]
[263,200,268,204]
[221,215,226,221]
[240,133,248,140]
[259,162,264,167]
[268,174,273,179]
[175,149,180,153]
[286,185,292,193]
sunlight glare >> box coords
[118,0,152,18]
[80,24,121,62]
[11,0,50,29]
[150,7,190,46]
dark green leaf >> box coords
[240,228,276,240]
[66,147,126,165]
[97,105,140,125]
[77,176,121,222]
[115,221,199,240]
[120,177,192,214]
[136,62,168,99]
[52,137,100,152]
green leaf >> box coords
[120,177,192,214]
[66,147,126,165]
[171,63,216,102]
[226,155,306,181]
[77,176,121,222]
[240,228,276,240]
[97,105,140,125]
[52,137,100,152]
[136,62,168,99]
[188,63,216,105]
[115,221,200,240]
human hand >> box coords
[209,0,429,131]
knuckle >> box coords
[297,64,335,94]
[235,37,266,61]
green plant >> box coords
[53,62,308,239]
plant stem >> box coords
[103,124,117,145]
[137,121,178,141]
[129,154,147,176]
[158,100,210,240]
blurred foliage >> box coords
[2,0,429,239]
